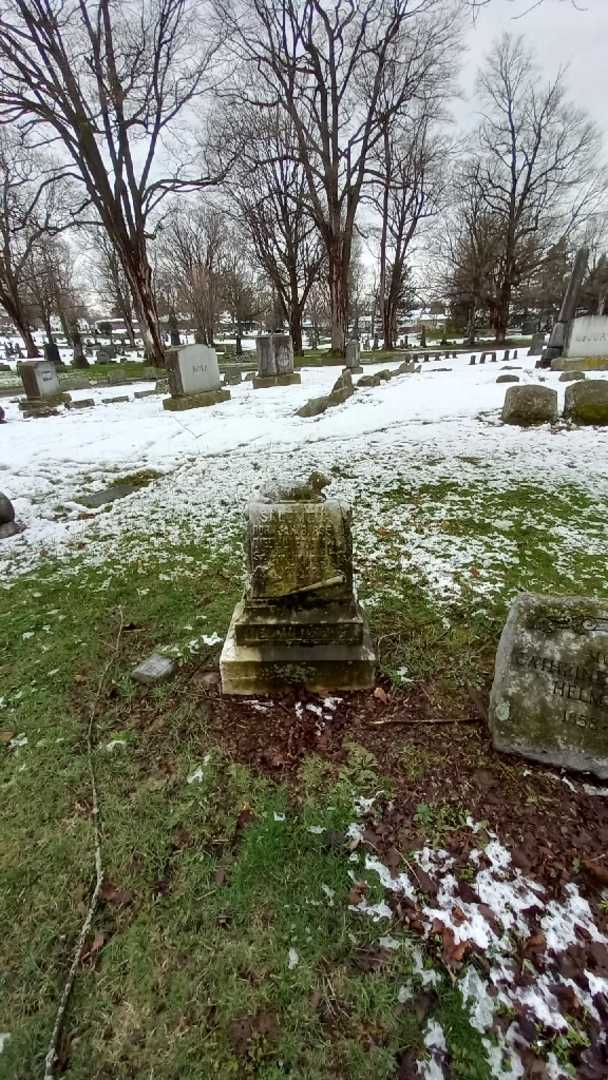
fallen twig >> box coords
[44,609,124,1080]
[368,716,473,727]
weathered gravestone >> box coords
[220,474,376,694]
[564,379,608,425]
[345,339,363,374]
[253,334,301,389]
[528,333,545,357]
[162,343,230,412]
[490,593,608,778]
[96,344,117,362]
[17,360,70,412]
[501,385,557,426]
[43,341,61,367]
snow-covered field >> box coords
[1,353,607,591]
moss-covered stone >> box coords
[501,385,557,426]
[564,380,608,425]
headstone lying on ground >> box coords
[220,473,376,694]
[559,371,585,383]
[163,343,230,412]
[253,334,301,389]
[564,379,608,425]
[65,398,95,410]
[345,339,363,374]
[17,360,70,413]
[496,374,519,384]
[501,385,557,426]
[132,652,177,685]
[102,395,130,404]
[297,369,354,418]
[490,592,608,778]
[134,389,157,399]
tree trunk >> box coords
[6,299,39,357]
[71,324,89,368]
[328,246,348,356]
[289,306,303,356]
[493,282,511,344]
[120,242,164,366]
[236,321,243,356]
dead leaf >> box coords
[100,880,131,907]
[0,730,16,744]
[348,880,369,906]
[81,931,105,966]
[582,858,608,886]
[373,686,389,704]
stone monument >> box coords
[345,340,363,374]
[220,474,376,694]
[253,334,301,389]
[539,247,588,368]
[17,360,70,412]
[162,343,230,412]
[490,592,608,778]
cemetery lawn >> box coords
[2,358,608,1077]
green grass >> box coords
[1,467,606,1076]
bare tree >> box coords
[217,0,459,355]
[370,113,448,350]
[0,0,224,363]
[222,243,267,354]
[157,200,226,345]
[0,129,71,356]
[224,106,324,356]
[456,34,601,342]
[89,229,137,349]
[26,234,90,364]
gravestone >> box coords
[501,385,557,426]
[490,593,608,778]
[96,344,117,362]
[564,380,608,425]
[253,334,301,389]
[560,316,608,362]
[469,356,476,365]
[497,374,519,384]
[17,360,70,412]
[220,475,376,694]
[528,333,545,357]
[558,371,585,383]
[223,368,242,386]
[162,343,230,412]
[345,339,363,373]
[43,341,61,366]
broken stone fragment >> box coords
[131,652,177,685]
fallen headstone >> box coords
[132,652,177,685]
[496,374,519,384]
[65,398,95,410]
[220,474,375,693]
[558,371,585,383]
[501,385,557,426]
[102,395,130,404]
[490,592,608,778]
[134,389,157,399]
[357,373,382,388]
[297,369,354,417]
[564,380,608,425]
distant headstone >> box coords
[223,368,242,386]
[163,343,230,412]
[528,333,545,357]
[564,380,608,425]
[43,341,61,366]
[558,371,585,383]
[345,339,363,373]
[253,334,301,389]
[503,350,510,361]
[496,374,519,384]
[490,352,497,362]
[168,312,180,347]
[469,356,476,365]
[220,475,375,693]
[490,592,608,778]
[501,385,557,426]
[17,360,70,412]
[96,345,117,362]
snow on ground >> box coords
[1,352,607,589]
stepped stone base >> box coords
[252,372,301,389]
[162,388,231,411]
[220,600,375,694]
[551,357,608,372]
[18,393,71,412]
[346,365,363,374]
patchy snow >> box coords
[420,1019,448,1079]
[287,947,299,970]
[3,357,608,602]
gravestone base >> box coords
[347,365,363,374]
[551,357,608,372]
[221,604,375,694]
[162,388,231,411]
[18,392,70,412]
[232,597,366,647]
[252,372,302,389]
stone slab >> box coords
[220,611,376,694]
[132,652,177,685]
[102,395,131,404]
[65,398,95,409]
[252,372,301,389]
[490,592,608,778]
[134,389,158,399]
[564,380,608,425]
[21,406,60,419]
[18,392,70,411]
[551,356,608,372]
[162,388,230,411]
[232,597,365,646]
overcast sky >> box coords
[458,0,608,138]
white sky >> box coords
[458,0,608,138]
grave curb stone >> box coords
[490,592,608,779]
[252,372,301,389]
[65,398,95,410]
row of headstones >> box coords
[470,350,518,365]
